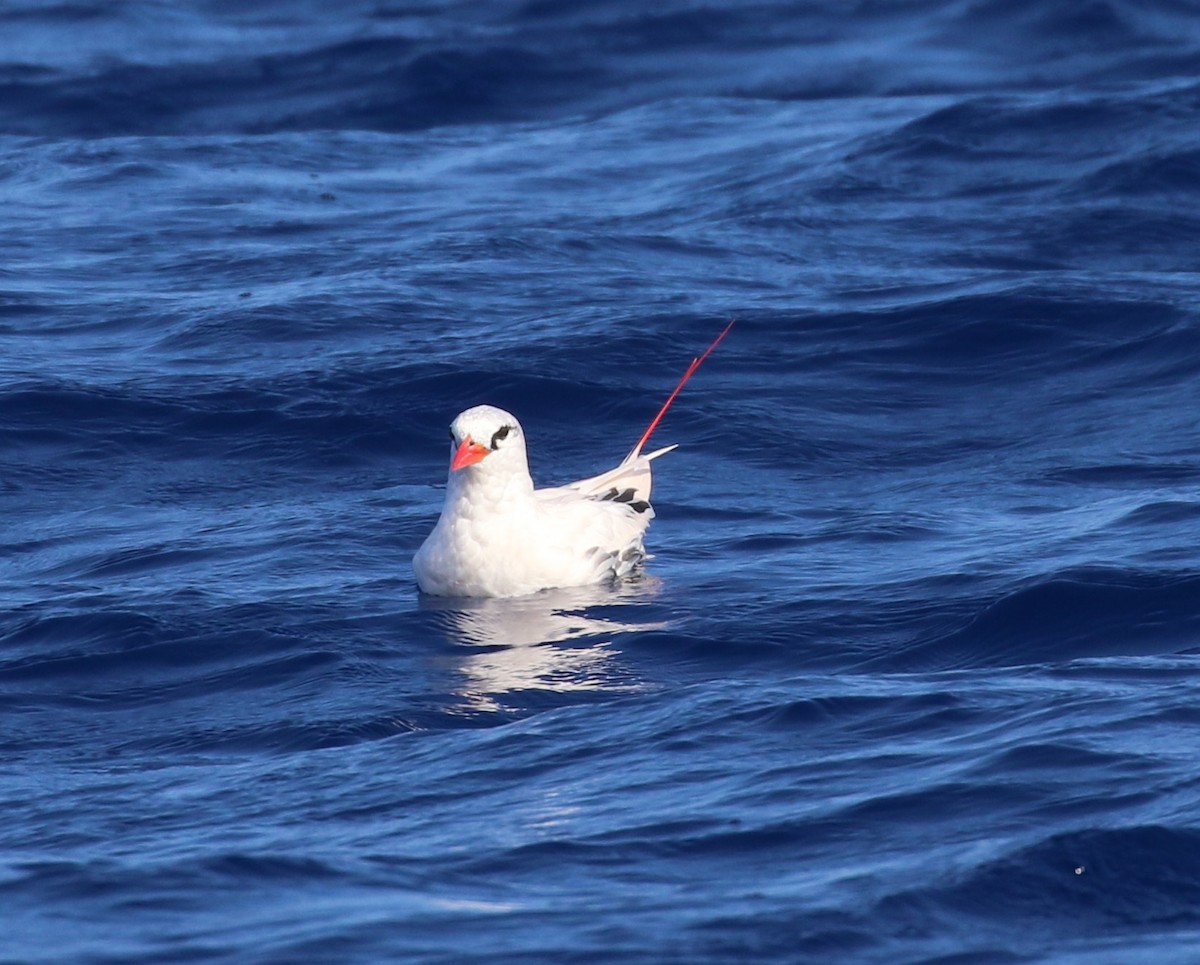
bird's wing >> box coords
[540,443,676,508]
[527,445,675,582]
[552,444,676,504]
[534,474,658,580]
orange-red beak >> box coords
[450,435,489,471]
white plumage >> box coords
[413,323,732,598]
[413,404,675,597]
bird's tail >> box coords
[623,320,734,464]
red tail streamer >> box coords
[628,320,734,460]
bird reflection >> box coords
[421,577,667,711]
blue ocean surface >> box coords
[4,1,1200,962]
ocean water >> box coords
[3,1,1200,962]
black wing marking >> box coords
[598,486,651,514]
[603,486,650,512]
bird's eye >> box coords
[490,425,512,449]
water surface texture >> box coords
[4,2,1200,962]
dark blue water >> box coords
[4,2,1200,962]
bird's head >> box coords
[447,404,528,477]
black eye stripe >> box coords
[489,425,513,449]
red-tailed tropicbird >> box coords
[414,322,732,597]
